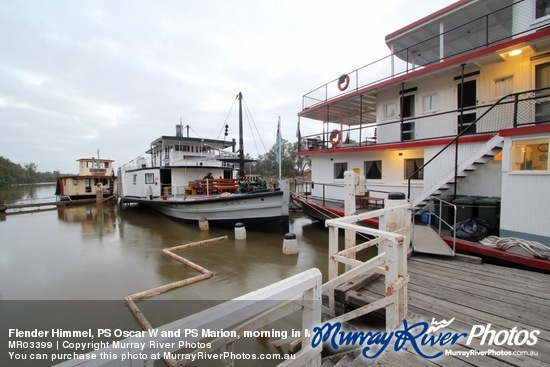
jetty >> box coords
[1,195,116,214]
[326,255,549,366]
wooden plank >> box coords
[411,256,550,285]
[355,281,550,365]
[409,257,549,297]
[406,265,550,309]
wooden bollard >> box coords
[198,217,209,231]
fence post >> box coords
[343,171,357,271]
[383,238,399,331]
[327,225,339,309]
[301,272,322,367]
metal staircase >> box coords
[412,134,504,207]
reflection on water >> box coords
[0,182,56,203]
[0,184,332,302]
[0,184,360,366]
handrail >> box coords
[302,1,532,109]
[428,196,457,254]
[55,269,323,367]
[406,86,550,199]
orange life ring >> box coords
[337,74,350,91]
[329,130,342,146]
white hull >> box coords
[123,189,289,233]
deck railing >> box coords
[302,1,541,109]
[323,172,411,331]
[406,86,550,200]
[55,269,322,367]
[300,86,550,152]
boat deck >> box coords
[327,255,550,366]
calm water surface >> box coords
[1,184,331,301]
[2,184,378,366]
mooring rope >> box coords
[479,235,549,259]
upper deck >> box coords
[77,158,114,177]
[300,0,550,125]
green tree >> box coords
[254,139,310,179]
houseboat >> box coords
[294,0,550,269]
[119,93,289,234]
[55,157,116,200]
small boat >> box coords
[119,93,289,234]
[55,157,116,201]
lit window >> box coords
[493,76,513,98]
[422,94,438,112]
[405,158,424,180]
[384,103,396,119]
[364,160,382,179]
[511,138,549,171]
[334,162,347,179]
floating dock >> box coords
[327,255,549,366]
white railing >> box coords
[322,172,411,331]
[54,269,322,367]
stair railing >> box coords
[407,86,550,201]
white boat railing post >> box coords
[324,193,411,332]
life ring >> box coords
[337,74,350,91]
[329,130,342,146]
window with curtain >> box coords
[364,160,382,179]
[334,162,347,179]
[404,158,424,180]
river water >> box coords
[1,184,349,366]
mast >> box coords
[238,92,245,178]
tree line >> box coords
[251,140,310,180]
[0,156,61,187]
[0,141,309,188]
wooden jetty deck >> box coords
[325,255,549,367]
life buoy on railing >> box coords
[337,74,350,91]
[329,129,342,146]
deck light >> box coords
[509,49,522,57]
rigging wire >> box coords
[242,98,268,157]
[215,95,238,142]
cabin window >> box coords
[536,0,550,19]
[493,75,513,99]
[145,173,155,184]
[85,179,92,193]
[422,94,438,113]
[72,178,78,185]
[384,103,396,119]
[132,174,137,185]
[511,138,549,171]
[364,160,382,179]
[404,158,424,180]
[334,162,347,179]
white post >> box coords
[343,171,356,271]
[301,271,322,367]
[327,225,339,309]
[384,238,399,331]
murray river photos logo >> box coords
[311,318,540,359]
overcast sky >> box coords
[1,0,456,174]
